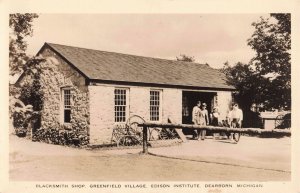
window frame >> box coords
[60,87,72,124]
[114,88,129,123]
[149,89,162,122]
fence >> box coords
[138,122,291,154]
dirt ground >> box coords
[9,134,291,181]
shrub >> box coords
[12,111,28,137]
[11,98,34,137]
[32,127,89,147]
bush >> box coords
[12,109,31,137]
[32,128,89,147]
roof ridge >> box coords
[46,42,209,68]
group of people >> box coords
[192,101,243,140]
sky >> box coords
[26,14,269,69]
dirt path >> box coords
[9,135,291,181]
[149,136,291,172]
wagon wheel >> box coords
[126,115,146,138]
[148,127,161,141]
[117,135,141,147]
[275,114,284,129]
[111,124,127,144]
[129,121,154,140]
[129,121,143,137]
[159,128,178,140]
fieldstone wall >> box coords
[37,48,89,136]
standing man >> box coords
[192,101,201,139]
[199,103,209,140]
[228,103,243,128]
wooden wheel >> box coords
[126,115,145,125]
[275,114,284,129]
[159,128,178,140]
[126,115,147,139]
[129,121,142,137]
[148,127,160,140]
[111,124,127,144]
[117,136,141,147]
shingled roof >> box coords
[40,43,235,90]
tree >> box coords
[176,54,195,62]
[221,62,259,110]
[9,13,39,75]
[9,14,43,134]
[247,13,291,109]
[221,61,268,127]
[223,13,291,113]
[18,57,45,111]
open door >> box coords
[182,91,217,135]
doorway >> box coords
[182,91,217,135]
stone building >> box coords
[17,43,235,144]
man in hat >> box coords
[198,103,209,140]
[192,101,201,139]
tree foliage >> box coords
[222,62,258,110]
[176,54,195,62]
[247,13,291,109]
[223,13,291,111]
[19,57,45,111]
[9,14,43,134]
[9,13,39,75]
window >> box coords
[150,90,161,121]
[114,88,128,122]
[63,89,71,123]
